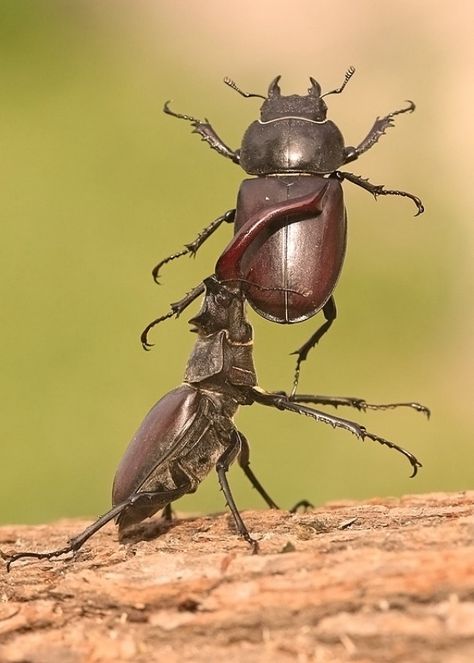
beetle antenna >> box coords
[224,77,266,100]
[321,66,356,98]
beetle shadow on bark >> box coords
[117,514,178,544]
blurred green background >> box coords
[1,1,472,525]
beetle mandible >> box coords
[146,69,424,391]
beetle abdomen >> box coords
[112,386,238,529]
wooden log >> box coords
[1,491,474,662]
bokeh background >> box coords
[1,1,472,525]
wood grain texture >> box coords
[1,491,474,662]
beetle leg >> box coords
[335,170,424,216]
[152,209,236,283]
[250,388,422,478]
[289,393,430,418]
[237,430,279,509]
[343,100,415,163]
[141,281,206,350]
[216,432,259,552]
[289,499,313,513]
[164,101,240,164]
[290,297,337,395]
[5,487,188,571]
[4,502,126,571]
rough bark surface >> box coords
[1,491,473,663]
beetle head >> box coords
[188,277,251,342]
[224,69,355,123]
[259,75,328,122]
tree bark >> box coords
[1,491,474,662]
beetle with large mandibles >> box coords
[146,69,424,391]
[5,214,429,569]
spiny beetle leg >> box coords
[344,100,416,163]
[290,296,336,395]
[217,432,259,553]
[141,281,205,350]
[237,430,279,509]
[5,487,188,571]
[152,209,235,283]
[335,170,424,216]
[5,501,127,571]
[290,394,430,418]
[289,499,314,513]
[250,389,422,478]
[164,101,239,164]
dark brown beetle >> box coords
[5,262,428,569]
[148,70,424,390]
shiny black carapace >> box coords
[147,70,424,390]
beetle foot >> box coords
[5,545,74,572]
[361,428,422,478]
[289,499,314,513]
[152,248,190,284]
[246,535,259,554]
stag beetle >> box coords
[147,69,424,391]
[5,264,429,569]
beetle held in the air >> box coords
[147,69,424,390]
